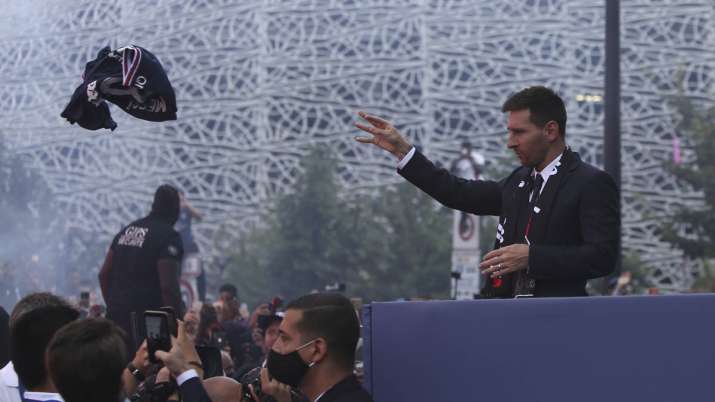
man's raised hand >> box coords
[154,321,204,379]
[354,112,412,160]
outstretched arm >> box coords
[354,111,413,160]
[354,112,502,216]
[185,202,203,221]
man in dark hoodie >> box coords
[99,184,185,357]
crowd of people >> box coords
[0,289,371,402]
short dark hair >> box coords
[286,293,359,370]
[219,284,238,298]
[151,184,180,224]
[502,86,567,137]
[48,319,127,402]
[10,304,79,389]
[10,292,73,328]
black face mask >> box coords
[266,339,316,388]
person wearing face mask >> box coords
[99,184,185,356]
[251,293,372,402]
[355,86,620,298]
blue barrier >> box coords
[362,295,715,402]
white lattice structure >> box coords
[0,0,712,291]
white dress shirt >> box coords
[529,152,564,201]
[22,391,64,402]
[0,362,21,402]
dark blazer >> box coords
[178,377,212,402]
[399,148,620,297]
[319,375,373,402]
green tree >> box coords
[659,96,715,290]
[224,146,451,307]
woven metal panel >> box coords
[0,0,711,290]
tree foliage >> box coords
[225,146,452,306]
[659,96,715,290]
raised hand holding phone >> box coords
[154,320,204,379]
[145,310,172,364]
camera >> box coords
[129,373,177,402]
[238,366,306,402]
[239,367,262,402]
[144,311,172,364]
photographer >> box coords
[251,293,372,402]
[123,323,204,402]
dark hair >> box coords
[10,292,74,328]
[150,184,180,224]
[10,304,79,389]
[48,319,127,402]
[286,293,359,370]
[501,86,567,137]
[219,284,238,299]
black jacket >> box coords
[318,375,373,402]
[399,148,620,297]
[178,377,211,402]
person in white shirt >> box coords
[0,360,20,402]
[1,293,77,402]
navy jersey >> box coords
[105,215,183,312]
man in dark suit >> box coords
[355,86,620,297]
[256,293,372,402]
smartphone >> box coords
[144,311,171,364]
[195,345,223,379]
[159,306,178,337]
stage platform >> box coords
[362,294,715,402]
